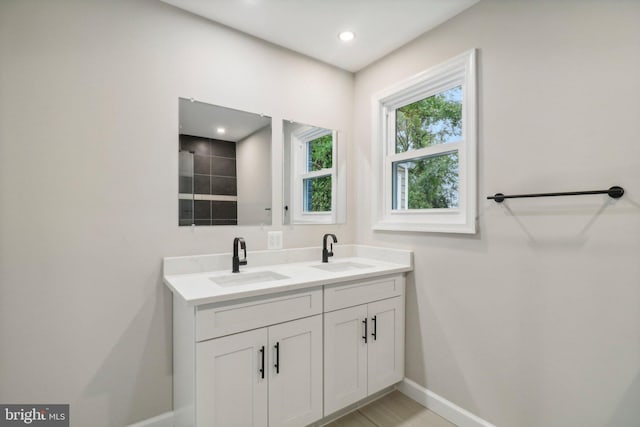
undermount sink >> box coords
[210,271,289,287]
[311,261,373,272]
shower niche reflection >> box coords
[178,98,272,226]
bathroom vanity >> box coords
[163,245,412,427]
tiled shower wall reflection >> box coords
[179,135,238,225]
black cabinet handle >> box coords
[259,346,265,379]
[362,318,368,343]
[274,342,280,374]
[372,315,377,341]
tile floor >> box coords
[323,391,456,427]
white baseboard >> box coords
[127,411,173,427]
[396,378,496,427]
[127,380,493,427]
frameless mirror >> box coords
[283,120,346,225]
[178,98,272,226]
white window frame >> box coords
[290,126,337,224]
[371,49,477,234]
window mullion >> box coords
[301,169,332,180]
[388,142,462,163]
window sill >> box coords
[372,220,476,234]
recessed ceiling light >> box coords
[338,31,355,42]
[216,127,226,134]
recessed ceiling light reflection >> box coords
[338,31,355,42]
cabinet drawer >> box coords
[196,287,322,341]
[324,275,404,312]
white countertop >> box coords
[163,245,413,306]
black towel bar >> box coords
[487,186,624,203]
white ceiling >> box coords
[161,0,479,72]
[179,98,271,142]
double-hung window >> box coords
[372,49,477,233]
[291,126,337,224]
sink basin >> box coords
[311,261,373,272]
[210,271,289,287]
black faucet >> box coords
[232,237,247,273]
[322,234,338,263]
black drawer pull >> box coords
[372,315,377,341]
[274,342,280,374]
[259,346,265,379]
[362,318,368,343]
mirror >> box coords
[283,120,346,225]
[178,98,272,226]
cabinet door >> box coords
[324,304,368,416]
[367,297,404,394]
[268,315,323,427]
[196,328,268,427]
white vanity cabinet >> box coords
[170,267,407,427]
[174,287,324,427]
[196,315,323,427]
[323,275,405,416]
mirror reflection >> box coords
[178,98,272,226]
[283,120,343,225]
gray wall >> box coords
[353,1,640,426]
[237,125,272,225]
[2,1,639,427]
[0,1,353,426]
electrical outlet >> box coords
[267,231,283,250]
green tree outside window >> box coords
[304,134,333,211]
[394,86,462,209]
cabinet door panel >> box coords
[268,315,323,427]
[196,329,268,427]
[324,304,368,416]
[367,297,404,394]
